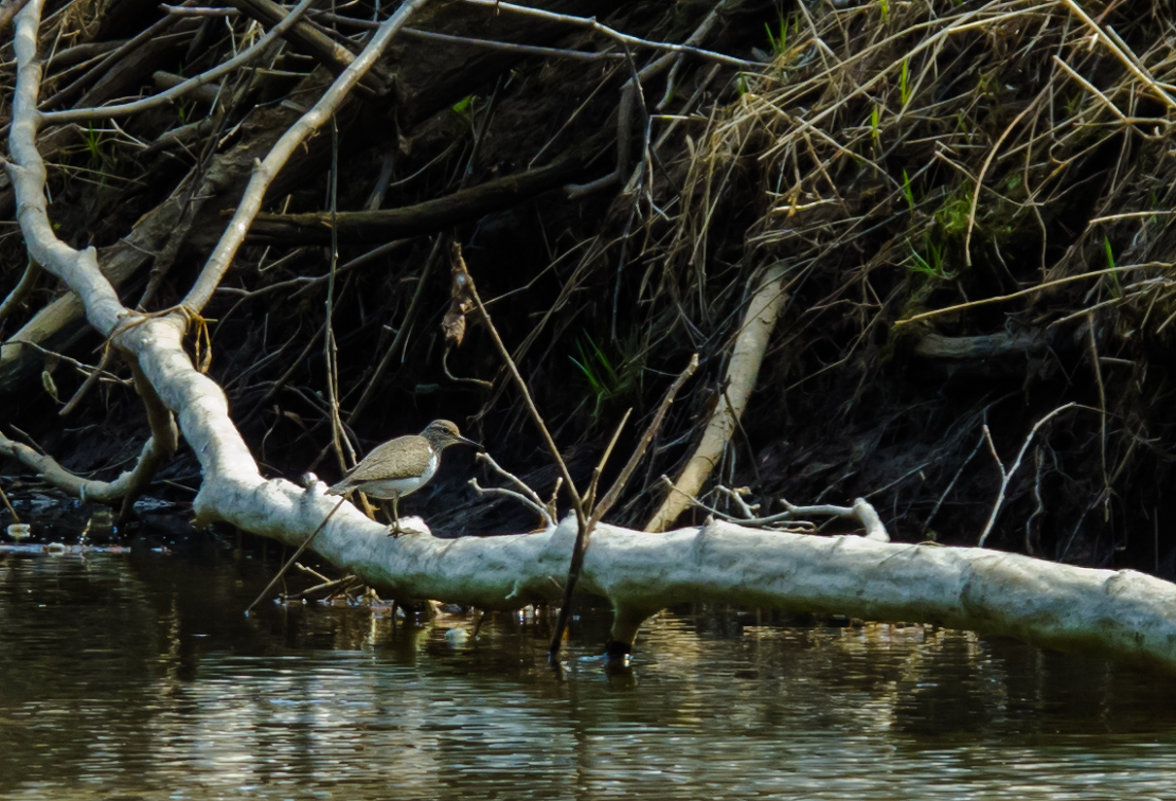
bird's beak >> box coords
[459,434,483,451]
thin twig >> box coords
[895,263,1172,327]
[716,485,759,518]
[458,0,762,70]
[59,345,114,416]
[294,561,333,584]
[962,87,1045,268]
[0,481,20,524]
[324,116,347,480]
[451,242,584,516]
[474,451,552,514]
[584,409,632,512]
[245,495,347,614]
[470,478,553,526]
[589,353,699,527]
[288,570,361,600]
[443,346,494,390]
[1051,55,1129,123]
[450,242,592,658]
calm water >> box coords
[1,547,1175,800]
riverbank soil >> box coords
[2,0,1175,575]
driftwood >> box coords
[224,482,1176,671]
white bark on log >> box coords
[234,506,1176,671]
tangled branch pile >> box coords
[629,0,1176,567]
[1,0,1175,572]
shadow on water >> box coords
[1,546,1175,800]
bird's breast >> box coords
[355,451,440,499]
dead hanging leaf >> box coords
[276,405,307,430]
[190,313,214,373]
[442,303,466,347]
[40,369,59,403]
[443,241,475,348]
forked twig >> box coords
[470,451,556,527]
[977,403,1078,547]
[471,478,553,525]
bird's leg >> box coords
[373,499,402,536]
[389,496,402,537]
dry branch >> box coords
[912,330,1051,361]
[183,0,432,314]
[0,261,39,324]
[645,265,788,532]
[0,425,171,504]
[245,155,589,244]
[229,0,394,95]
[39,0,318,124]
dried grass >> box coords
[604,0,1176,559]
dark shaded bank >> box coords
[3,0,1176,575]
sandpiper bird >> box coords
[328,419,480,533]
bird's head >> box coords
[422,419,481,451]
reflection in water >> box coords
[0,550,1174,800]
